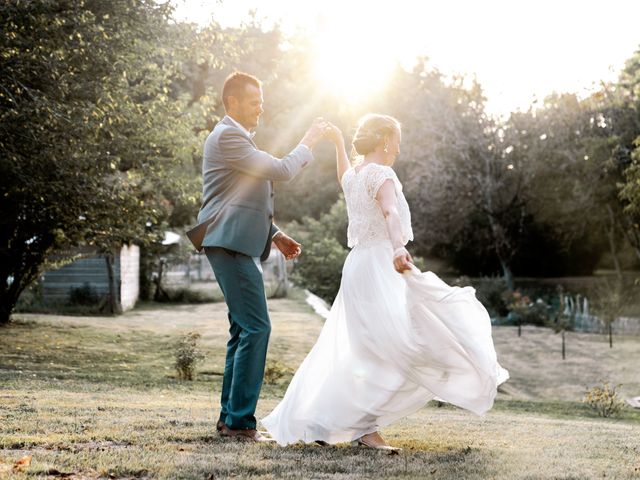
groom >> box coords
[191,72,326,442]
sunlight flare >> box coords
[310,16,398,103]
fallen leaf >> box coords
[13,454,32,471]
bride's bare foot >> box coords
[352,432,401,454]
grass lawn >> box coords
[1,294,639,479]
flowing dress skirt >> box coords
[262,243,509,445]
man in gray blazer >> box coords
[191,72,326,442]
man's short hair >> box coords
[222,72,262,110]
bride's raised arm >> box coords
[325,123,349,183]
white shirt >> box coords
[226,115,256,139]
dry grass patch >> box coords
[1,299,639,479]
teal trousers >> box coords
[205,247,270,430]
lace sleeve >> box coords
[366,165,397,199]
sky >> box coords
[172,0,640,118]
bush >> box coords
[504,290,552,327]
[522,299,553,326]
[288,196,349,303]
[263,359,294,385]
[152,287,220,304]
[291,236,348,304]
[454,276,509,318]
[175,332,205,381]
[583,382,625,417]
[69,282,100,306]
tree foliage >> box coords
[0,0,203,322]
[2,2,640,318]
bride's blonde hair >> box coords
[351,114,401,160]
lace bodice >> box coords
[341,163,413,248]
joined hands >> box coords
[300,118,344,149]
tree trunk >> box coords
[104,253,120,314]
[0,301,12,326]
[500,260,515,292]
[606,205,622,279]
[561,330,566,360]
[608,322,613,348]
[153,258,169,302]
[0,263,42,325]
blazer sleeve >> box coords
[219,128,313,181]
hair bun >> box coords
[352,132,379,156]
[351,114,401,156]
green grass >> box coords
[1,299,639,479]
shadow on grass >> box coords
[164,440,491,480]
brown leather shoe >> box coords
[219,424,275,443]
[216,420,225,432]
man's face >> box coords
[232,84,264,130]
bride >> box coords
[261,114,509,452]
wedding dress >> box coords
[262,162,509,445]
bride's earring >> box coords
[383,141,388,154]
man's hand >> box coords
[273,231,302,260]
[393,247,413,273]
[299,117,329,150]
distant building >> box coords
[36,244,139,311]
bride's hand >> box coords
[324,123,344,145]
[393,247,413,273]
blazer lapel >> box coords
[220,115,258,148]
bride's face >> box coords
[384,130,401,165]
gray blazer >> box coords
[194,116,313,261]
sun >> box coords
[310,23,398,104]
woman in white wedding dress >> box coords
[262,114,509,452]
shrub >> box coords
[285,196,349,303]
[69,282,100,306]
[522,299,553,326]
[504,290,552,327]
[583,382,625,417]
[263,359,294,385]
[454,276,509,318]
[175,332,205,380]
[168,288,215,303]
[291,236,347,304]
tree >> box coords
[0,0,204,323]
[615,49,640,263]
[591,279,627,348]
[372,61,527,288]
[504,94,610,275]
